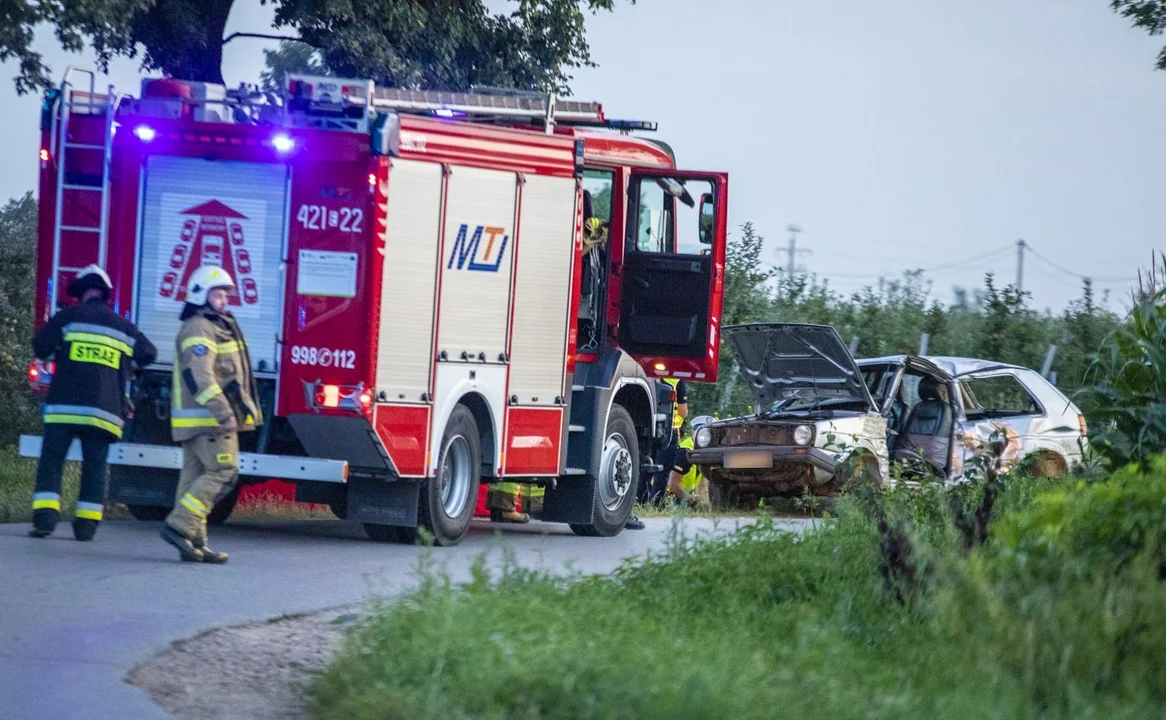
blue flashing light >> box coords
[134,124,156,142]
[272,133,295,152]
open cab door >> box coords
[619,169,728,382]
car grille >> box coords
[713,424,795,446]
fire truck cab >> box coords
[20,68,729,546]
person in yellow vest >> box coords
[159,266,262,564]
[644,377,692,507]
[673,423,707,502]
[487,482,545,523]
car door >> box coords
[619,169,728,382]
[954,369,1056,474]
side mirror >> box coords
[698,193,714,244]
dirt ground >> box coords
[128,605,361,720]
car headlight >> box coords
[793,425,813,446]
[695,427,712,448]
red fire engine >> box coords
[21,68,729,546]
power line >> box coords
[1024,243,1137,284]
[809,244,1013,281]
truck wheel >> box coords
[382,404,478,547]
[127,504,170,521]
[364,523,417,544]
[570,405,638,537]
[207,487,239,525]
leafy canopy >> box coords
[1111,0,1166,69]
[2,0,630,94]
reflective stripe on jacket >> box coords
[171,308,262,442]
[32,298,157,440]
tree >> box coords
[3,0,630,94]
[259,39,324,93]
[688,222,774,417]
[1111,0,1166,70]
[0,192,41,446]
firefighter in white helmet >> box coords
[159,266,262,563]
[29,264,157,540]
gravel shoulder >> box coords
[128,605,363,720]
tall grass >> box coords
[308,459,1166,720]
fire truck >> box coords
[19,67,728,546]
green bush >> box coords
[0,192,41,447]
[309,460,1166,719]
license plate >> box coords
[724,450,773,469]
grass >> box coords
[307,460,1166,720]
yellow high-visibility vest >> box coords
[678,434,701,492]
[664,378,684,429]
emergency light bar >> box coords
[371,87,605,124]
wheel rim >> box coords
[598,432,633,511]
[439,435,473,517]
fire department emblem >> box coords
[158,200,259,306]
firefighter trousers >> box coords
[165,432,239,540]
[487,482,545,515]
[32,423,112,532]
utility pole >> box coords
[1016,238,1026,292]
[777,224,810,277]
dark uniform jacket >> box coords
[170,307,262,443]
[32,298,158,440]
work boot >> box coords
[625,514,645,530]
[490,510,530,524]
[159,525,205,563]
[72,518,99,542]
[192,538,229,564]
[28,509,57,538]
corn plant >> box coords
[1076,253,1166,471]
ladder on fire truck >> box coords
[284,74,657,133]
[46,67,121,313]
[370,86,658,132]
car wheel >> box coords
[570,405,639,537]
[1029,452,1067,478]
[708,479,731,508]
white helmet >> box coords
[66,264,113,299]
[185,266,235,306]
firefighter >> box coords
[29,264,157,541]
[487,482,544,523]
[160,266,262,564]
[672,421,707,504]
[657,377,696,506]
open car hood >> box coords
[724,323,878,413]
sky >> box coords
[2,0,1162,314]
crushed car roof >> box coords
[856,355,1027,377]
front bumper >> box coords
[687,444,838,476]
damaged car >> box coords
[689,323,1088,506]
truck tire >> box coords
[365,404,480,547]
[570,405,638,537]
[126,487,238,524]
[127,504,169,521]
[206,487,239,525]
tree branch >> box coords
[222,32,313,47]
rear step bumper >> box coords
[18,435,349,483]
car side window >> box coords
[962,374,1040,417]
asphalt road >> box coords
[0,515,808,720]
